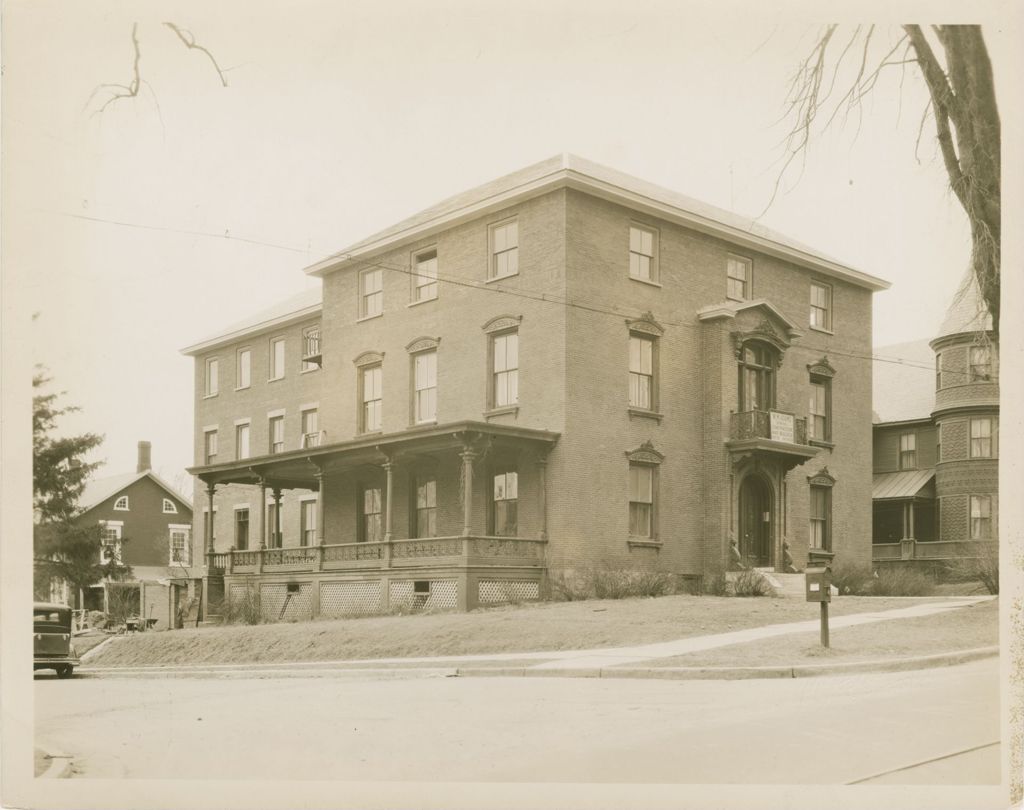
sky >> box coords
[3,0,1020,490]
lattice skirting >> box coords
[478,580,540,604]
[259,583,313,622]
[390,579,458,611]
[320,581,384,617]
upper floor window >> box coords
[413,249,438,302]
[810,282,832,331]
[269,414,285,454]
[727,255,751,301]
[269,338,286,381]
[969,346,993,382]
[169,525,191,565]
[300,499,317,547]
[413,350,437,424]
[301,326,321,372]
[629,226,656,283]
[99,520,123,564]
[808,377,831,442]
[491,469,518,537]
[301,408,320,448]
[936,352,943,390]
[359,268,384,318]
[205,358,219,397]
[162,498,178,514]
[489,219,519,280]
[628,463,656,538]
[628,335,656,410]
[113,496,129,511]
[413,475,437,538]
[970,417,995,458]
[738,341,776,411]
[809,485,832,550]
[899,432,916,470]
[204,429,218,465]
[237,349,251,389]
[492,331,519,408]
[235,422,251,460]
[970,495,993,539]
[361,364,383,432]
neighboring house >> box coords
[71,442,196,629]
[182,154,889,618]
[872,272,999,568]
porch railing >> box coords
[303,329,321,361]
[730,410,808,445]
[206,535,546,575]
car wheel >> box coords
[56,665,74,679]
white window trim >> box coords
[162,498,178,514]
[487,217,520,281]
[268,337,287,382]
[113,496,130,511]
[168,524,192,566]
[267,408,286,419]
[204,357,220,398]
[411,245,439,304]
[809,280,835,334]
[358,267,385,320]
[628,223,660,286]
[236,347,252,391]
[726,254,753,302]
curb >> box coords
[35,745,73,779]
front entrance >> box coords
[739,475,772,567]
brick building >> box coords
[183,155,889,617]
[872,272,999,567]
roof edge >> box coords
[181,303,323,357]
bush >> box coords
[870,566,936,596]
[732,569,775,597]
[944,543,999,595]
[216,580,262,625]
[549,568,684,601]
[701,571,729,596]
[829,562,876,596]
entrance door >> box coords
[739,476,772,567]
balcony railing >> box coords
[206,535,546,575]
[302,329,322,366]
[301,431,324,448]
[730,410,808,445]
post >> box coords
[205,483,216,554]
[273,488,283,548]
[535,453,548,542]
[460,447,477,537]
[315,467,327,544]
[820,601,830,648]
[258,479,267,549]
[383,460,394,543]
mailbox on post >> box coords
[805,566,832,603]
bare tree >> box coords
[775,25,1000,333]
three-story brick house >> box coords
[183,155,889,617]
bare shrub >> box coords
[549,568,682,601]
[216,580,262,625]
[944,543,999,595]
[829,562,876,595]
[701,571,729,596]
[732,569,776,597]
[871,566,936,596]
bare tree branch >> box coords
[163,22,229,87]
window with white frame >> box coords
[628,335,656,410]
[810,282,832,331]
[300,499,317,547]
[162,498,178,514]
[236,422,251,460]
[491,469,518,537]
[629,226,656,282]
[969,346,993,381]
[970,495,993,539]
[899,432,916,470]
[269,338,286,380]
[413,249,438,302]
[205,357,219,396]
[269,415,285,454]
[628,464,655,538]
[237,348,251,389]
[489,219,519,280]
[970,417,995,458]
[727,255,751,301]
[169,525,191,565]
[491,331,519,408]
[113,496,129,511]
[99,521,123,564]
[413,475,437,538]
[301,408,320,447]
[361,365,383,432]
[204,429,218,465]
[808,377,831,442]
[413,350,437,423]
[360,268,384,318]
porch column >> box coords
[273,487,283,547]
[383,460,394,543]
[460,448,477,537]
[258,479,267,549]
[205,483,217,554]
[535,453,548,542]
[315,468,327,544]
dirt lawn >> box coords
[85,594,985,667]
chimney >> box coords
[137,441,152,474]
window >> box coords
[361,365,383,432]
[629,226,656,282]
[413,249,438,302]
[162,498,178,514]
[99,521,123,564]
[413,476,437,538]
[628,335,655,410]
[204,429,218,465]
[269,338,286,380]
[301,408,320,447]
[234,508,250,550]
[935,352,943,390]
[266,502,281,548]
[810,282,832,331]
[738,342,776,411]
[300,500,317,547]
[492,331,519,408]
[491,470,518,537]
[489,219,519,280]
[808,378,831,442]
[628,464,655,538]
[169,526,191,565]
[899,432,916,470]
[360,268,383,318]
[727,255,751,301]
[970,418,994,458]
[809,486,831,550]
[236,422,251,460]
[970,495,993,539]
[969,346,992,382]
[269,415,285,454]
[360,486,383,543]
[302,327,321,372]
[205,357,219,396]
[237,348,251,389]
[203,508,217,549]
[413,350,437,423]
[113,496,129,511]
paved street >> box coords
[35,657,998,784]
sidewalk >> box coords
[76,595,996,681]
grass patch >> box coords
[85,594,965,668]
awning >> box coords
[872,469,935,500]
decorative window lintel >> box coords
[482,314,523,334]
[405,336,441,354]
[626,311,664,337]
[625,440,664,465]
[354,350,385,367]
[806,467,836,487]
[806,356,837,378]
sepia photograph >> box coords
[1,1,1020,808]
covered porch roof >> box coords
[872,469,936,500]
[188,420,560,490]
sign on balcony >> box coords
[769,411,795,443]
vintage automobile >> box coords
[33,602,80,678]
